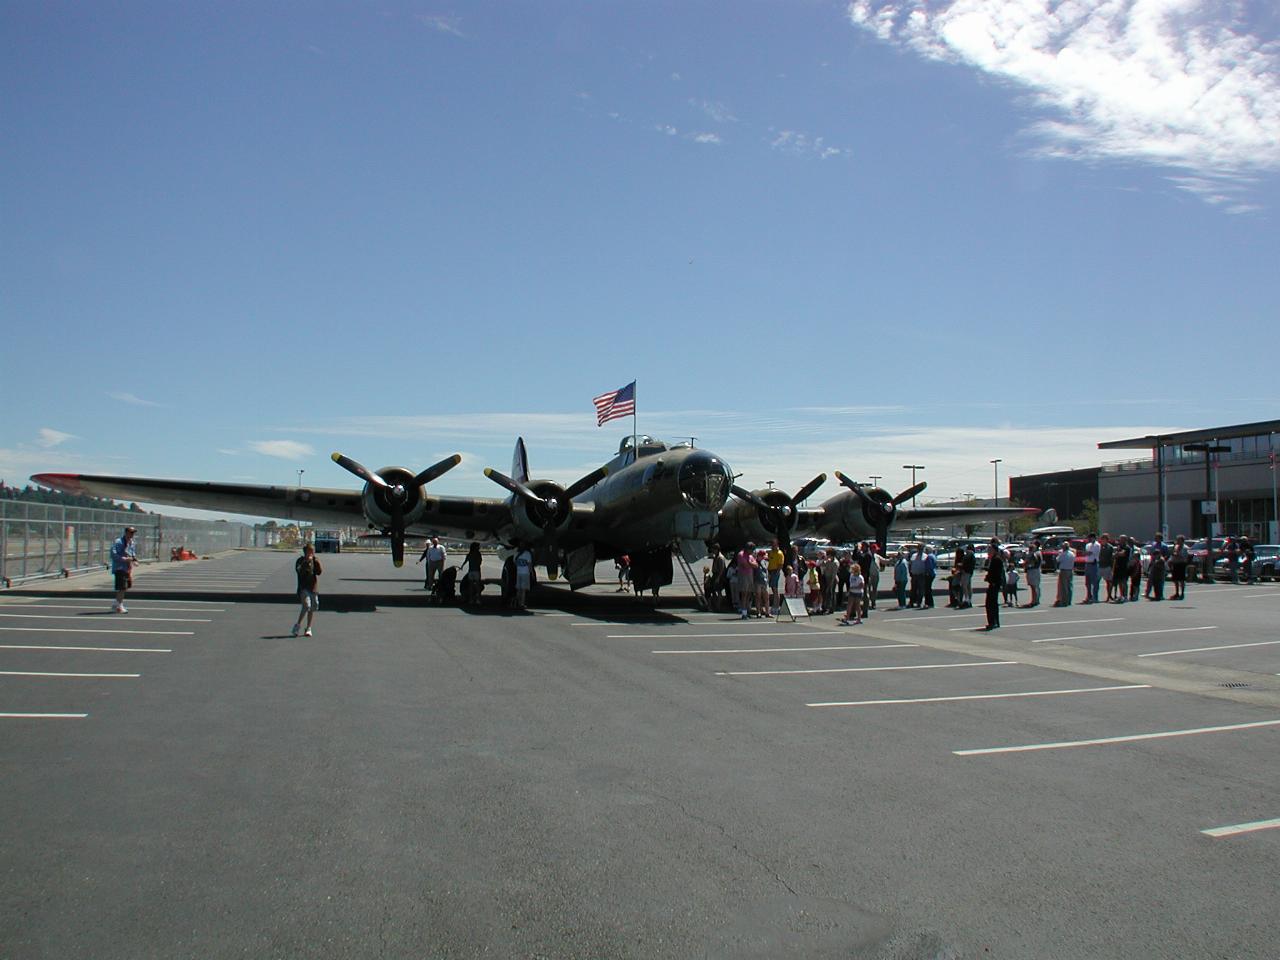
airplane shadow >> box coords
[6,582,704,622]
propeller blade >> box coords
[892,482,927,506]
[834,471,874,505]
[564,466,608,500]
[388,500,406,567]
[731,485,770,511]
[484,467,547,507]
[790,473,827,506]
[332,452,389,489]
[413,453,462,487]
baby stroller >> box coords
[431,565,458,604]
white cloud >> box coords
[656,124,679,136]
[846,0,1280,193]
[108,391,162,407]
[416,14,464,37]
[216,448,240,456]
[248,440,315,461]
[690,99,739,124]
[691,132,722,145]
[37,428,76,449]
[769,129,850,159]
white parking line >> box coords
[947,618,1123,632]
[1201,818,1280,838]
[717,660,1018,677]
[1030,626,1217,644]
[0,712,87,719]
[0,613,212,623]
[1138,639,1280,658]
[0,670,139,678]
[0,644,170,653]
[573,619,771,627]
[879,607,1056,622]
[954,719,1280,756]
[0,627,194,636]
[1241,591,1280,599]
[0,603,227,613]
[809,684,1151,707]
[608,631,823,639]
[35,598,234,608]
[653,643,919,655]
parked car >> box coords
[1213,545,1279,581]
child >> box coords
[783,564,801,603]
[1003,561,1020,607]
[805,560,822,614]
[840,563,864,625]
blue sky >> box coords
[3,1,1277,517]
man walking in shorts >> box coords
[292,544,322,637]
[110,525,138,613]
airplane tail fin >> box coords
[511,437,530,484]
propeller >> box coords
[331,452,462,567]
[835,471,927,550]
[483,462,609,535]
[730,473,826,538]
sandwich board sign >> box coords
[776,598,809,622]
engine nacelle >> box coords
[508,479,572,542]
[721,488,796,542]
[822,487,887,542]
[360,466,429,530]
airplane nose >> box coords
[678,451,731,510]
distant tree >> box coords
[1006,498,1039,538]
[1068,499,1099,535]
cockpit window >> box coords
[678,453,731,510]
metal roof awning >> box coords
[1098,420,1280,451]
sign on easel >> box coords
[776,598,809,622]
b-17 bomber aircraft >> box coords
[716,471,1041,551]
[33,435,735,592]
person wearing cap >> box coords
[110,526,139,613]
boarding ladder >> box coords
[672,546,708,610]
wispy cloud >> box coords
[691,132,722,145]
[108,391,162,408]
[846,0,1280,198]
[37,428,76,449]
[690,99,738,124]
[655,123,679,136]
[248,440,315,461]
[769,129,849,160]
[416,13,464,37]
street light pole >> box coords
[297,469,305,488]
[902,465,925,507]
[990,458,1002,539]
[1271,431,1278,544]
[1184,441,1230,581]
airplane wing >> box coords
[30,471,610,547]
[893,505,1042,529]
[32,472,362,525]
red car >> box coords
[1040,537,1087,574]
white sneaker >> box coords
[118,604,127,614]
[111,602,121,614]
[290,624,299,637]
[304,628,313,637]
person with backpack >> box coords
[1023,540,1042,607]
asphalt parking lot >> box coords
[2,550,1277,959]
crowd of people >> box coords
[700,530,1269,630]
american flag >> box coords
[593,381,636,426]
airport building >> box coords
[1096,421,1279,543]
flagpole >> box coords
[632,381,638,463]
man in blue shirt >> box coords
[110,526,138,614]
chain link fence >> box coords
[1,501,253,586]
